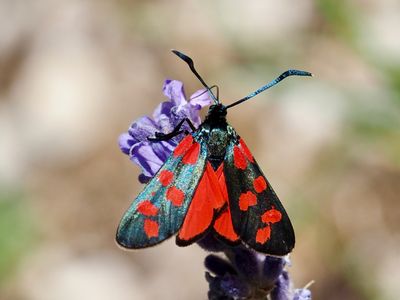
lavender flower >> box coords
[293,287,312,300]
[119,79,312,299]
[199,234,312,300]
[119,79,212,183]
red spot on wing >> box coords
[214,208,239,242]
[173,135,193,157]
[182,142,200,164]
[166,186,185,206]
[137,200,158,216]
[144,219,159,238]
[178,163,224,241]
[238,191,257,211]
[233,146,247,170]
[159,170,174,186]
[253,176,267,193]
[261,208,282,224]
[239,138,254,163]
[256,225,271,244]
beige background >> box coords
[1,0,399,299]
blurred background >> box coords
[1,0,399,299]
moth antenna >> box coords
[210,84,219,100]
[225,69,313,109]
[190,85,219,101]
[171,49,219,104]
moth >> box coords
[116,50,312,255]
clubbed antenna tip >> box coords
[225,69,313,109]
[171,49,218,103]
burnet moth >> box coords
[117,50,312,256]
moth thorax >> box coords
[207,128,228,157]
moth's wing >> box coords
[116,133,208,249]
[176,162,226,246]
[211,164,240,244]
[223,136,295,255]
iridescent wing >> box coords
[223,136,295,255]
[116,134,209,248]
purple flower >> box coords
[200,235,312,300]
[119,79,212,183]
[293,288,312,300]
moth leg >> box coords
[148,118,196,142]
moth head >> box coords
[208,104,227,116]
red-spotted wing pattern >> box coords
[116,134,209,248]
[223,136,295,255]
[117,51,310,254]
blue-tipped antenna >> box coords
[172,50,219,103]
[225,69,313,109]
[172,50,312,108]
